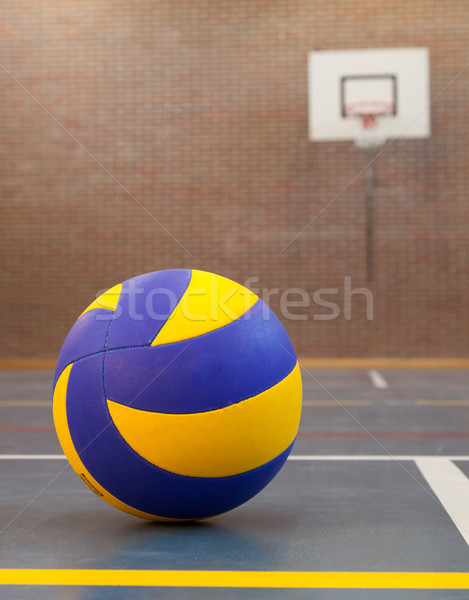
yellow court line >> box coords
[303,400,373,406]
[416,400,469,406]
[299,358,469,369]
[2,358,469,370]
[0,359,56,369]
[304,400,469,407]
[0,570,468,589]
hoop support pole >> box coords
[365,149,374,282]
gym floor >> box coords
[1,365,469,599]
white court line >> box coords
[0,455,66,460]
[415,458,469,546]
[368,369,389,389]
[3,454,468,546]
[1,454,469,461]
[288,455,469,461]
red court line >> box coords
[298,432,469,438]
[2,426,468,437]
[0,425,55,432]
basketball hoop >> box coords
[344,101,395,149]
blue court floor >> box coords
[1,366,469,599]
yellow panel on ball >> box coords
[79,283,123,318]
[151,270,257,345]
[53,363,184,521]
[107,363,302,478]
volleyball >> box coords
[52,269,302,520]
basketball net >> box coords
[344,101,395,149]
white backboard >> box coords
[308,47,430,142]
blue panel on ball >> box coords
[106,269,191,350]
[53,308,113,388]
[66,355,294,519]
[103,299,297,413]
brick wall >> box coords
[1,0,468,358]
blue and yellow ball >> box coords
[53,269,302,520]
